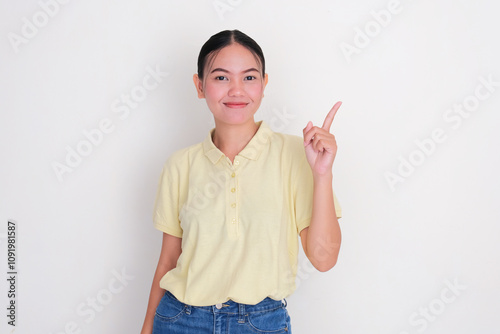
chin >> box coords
[213,112,257,126]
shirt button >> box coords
[216,303,222,309]
[234,160,239,165]
[231,172,235,178]
[231,218,236,224]
[231,203,236,208]
[231,188,236,193]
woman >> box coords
[141,29,342,334]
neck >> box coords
[212,119,259,162]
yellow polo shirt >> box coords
[153,120,341,306]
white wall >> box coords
[1,0,499,333]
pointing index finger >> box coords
[322,101,342,131]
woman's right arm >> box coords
[140,232,182,334]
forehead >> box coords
[207,43,262,72]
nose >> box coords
[228,80,244,97]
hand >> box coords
[303,101,342,176]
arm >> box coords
[301,102,343,272]
[300,173,341,272]
[140,232,182,334]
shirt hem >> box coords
[154,222,183,238]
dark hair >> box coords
[197,30,265,80]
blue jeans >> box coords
[153,290,292,333]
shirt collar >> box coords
[202,121,274,165]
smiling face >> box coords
[193,43,268,127]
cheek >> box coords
[247,83,264,98]
[204,83,225,99]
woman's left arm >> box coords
[300,101,342,272]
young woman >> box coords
[141,29,342,334]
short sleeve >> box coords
[294,156,342,234]
[152,158,183,238]
[294,156,314,234]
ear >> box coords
[263,73,269,96]
[193,74,205,99]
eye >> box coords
[215,76,227,81]
[244,75,257,81]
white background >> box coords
[1,0,499,333]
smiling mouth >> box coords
[224,102,248,108]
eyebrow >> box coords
[210,68,260,74]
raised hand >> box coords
[302,101,342,176]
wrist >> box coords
[313,171,333,184]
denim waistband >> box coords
[165,290,287,316]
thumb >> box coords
[303,121,313,134]
[303,121,313,145]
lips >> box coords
[224,102,249,108]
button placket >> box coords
[228,161,239,236]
